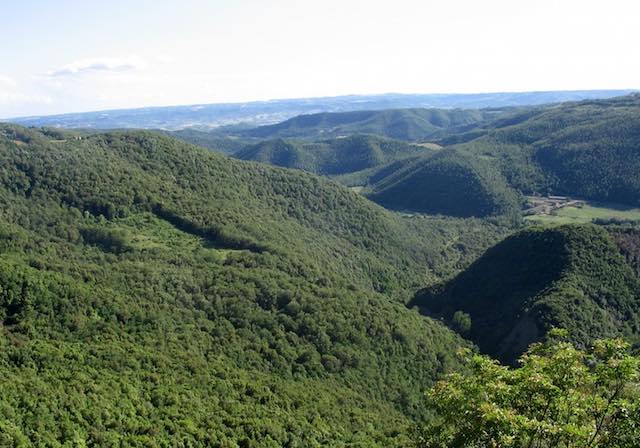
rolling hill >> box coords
[453,94,640,206]
[411,224,640,364]
[0,124,515,445]
[7,90,633,129]
[346,94,640,218]
[238,108,509,140]
[366,150,522,219]
[5,95,640,445]
[234,134,433,175]
[167,128,247,154]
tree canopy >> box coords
[414,329,640,448]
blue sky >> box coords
[1,0,639,118]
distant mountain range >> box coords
[236,108,500,140]
[6,90,636,130]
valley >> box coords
[1,92,640,446]
[4,1,640,445]
[525,199,640,225]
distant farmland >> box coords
[525,202,640,225]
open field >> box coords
[525,202,640,225]
[416,142,443,150]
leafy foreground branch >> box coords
[414,329,640,448]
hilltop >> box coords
[0,124,511,445]
[411,224,640,363]
[238,108,503,141]
[234,134,433,175]
[338,94,640,218]
[453,94,640,206]
[166,128,246,154]
[366,150,522,219]
[199,94,640,221]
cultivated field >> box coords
[525,202,640,225]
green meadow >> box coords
[525,202,640,225]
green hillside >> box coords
[610,226,640,276]
[411,224,640,363]
[366,150,522,219]
[234,134,431,175]
[224,95,640,220]
[168,128,247,154]
[329,155,425,188]
[239,108,502,141]
[0,124,513,446]
[454,94,640,205]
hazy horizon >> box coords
[2,0,639,118]
[6,88,638,120]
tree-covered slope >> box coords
[455,94,640,205]
[167,128,247,154]
[233,138,313,172]
[234,134,432,175]
[239,108,501,141]
[610,226,640,277]
[329,155,426,188]
[366,150,521,219]
[0,124,511,445]
[411,224,640,364]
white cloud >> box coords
[46,56,147,77]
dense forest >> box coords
[366,150,522,219]
[234,135,432,176]
[2,94,640,446]
[415,330,640,447]
[412,224,640,363]
[453,94,640,205]
[5,0,640,440]
[167,129,247,155]
[208,94,640,215]
[237,108,504,141]
[0,124,513,446]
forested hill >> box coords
[234,135,432,175]
[411,224,640,364]
[238,108,504,140]
[166,128,246,154]
[453,94,640,205]
[366,149,522,219]
[210,94,640,217]
[0,124,510,445]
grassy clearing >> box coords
[525,202,640,225]
[416,142,443,150]
[104,212,239,261]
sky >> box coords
[1,0,639,118]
